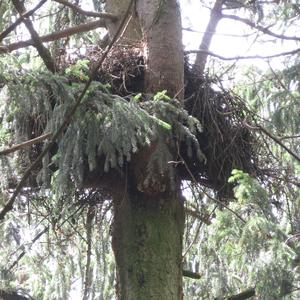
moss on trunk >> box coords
[112,189,185,300]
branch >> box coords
[193,0,224,74]
[0,133,52,156]
[258,125,300,163]
[185,48,300,60]
[53,0,118,21]
[0,19,106,53]
[185,207,211,225]
[0,0,47,42]
[244,122,300,162]
[223,288,255,300]
[222,13,300,41]
[182,269,202,279]
[12,0,56,73]
[0,0,135,221]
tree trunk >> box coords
[112,190,184,300]
[137,0,184,99]
[106,0,185,298]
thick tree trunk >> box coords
[112,189,184,300]
[105,0,142,42]
[106,0,185,299]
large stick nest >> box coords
[3,46,261,200]
[89,46,261,199]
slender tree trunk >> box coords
[193,0,224,75]
[112,189,184,300]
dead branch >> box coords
[243,121,300,163]
[0,133,52,156]
[222,13,300,41]
[257,125,300,163]
[182,269,202,279]
[185,207,211,225]
[193,0,224,74]
[222,288,255,300]
[53,0,118,21]
[0,0,135,221]
[0,0,47,42]
[185,48,300,60]
[12,0,57,73]
[0,19,106,54]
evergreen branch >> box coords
[0,0,135,221]
[185,48,300,60]
[0,19,106,53]
[53,0,118,20]
[182,269,202,279]
[221,13,300,41]
[0,133,52,156]
[0,0,47,42]
[12,0,57,73]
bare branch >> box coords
[0,0,47,42]
[222,13,300,41]
[0,19,106,53]
[53,0,118,21]
[185,207,211,225]
[193,0,224,74]
[0,0,135,221]
[244,122,300,163]
[223,288,255,300]
[0,133,52,156]
[12,0,57,72]
[182,269,202,279]
[185,48,300,60]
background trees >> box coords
[0,0,299,299]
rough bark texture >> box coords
[112,190,184,300]
[105,0,142,42]
[106,1,186,299]
[137,0,184,99]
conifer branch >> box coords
[0,19,106,53]
[53,0,118,21]
[0,0,135,221]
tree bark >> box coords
[193,0,224,75]
[112,189,184,300]
[106,1,186,299]
[105,0,142,42]
[136,0,184,100]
